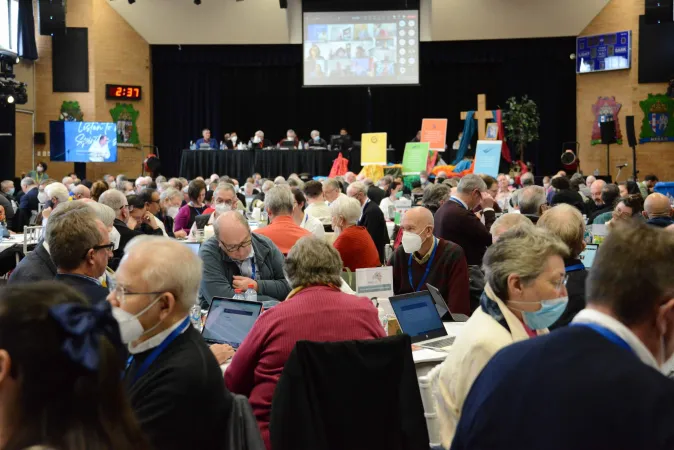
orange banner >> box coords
[421,118,448,152]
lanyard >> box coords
[303,213,309,227]
[571,323,633,354]
[251,259,256,280]
[408,238,438,292]
[449,197,467,210]
[126,316,191,387]
[565,263,585,272]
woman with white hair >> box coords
[331,197,380,271]
[428,227,570,448]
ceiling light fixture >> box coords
[194,0,201,4]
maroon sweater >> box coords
[391,238,471,315]
[224,286,386,449]
[433,199,495,266]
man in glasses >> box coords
[48,201,113,305]
[199,211,290,308]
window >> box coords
[0,0,19,53]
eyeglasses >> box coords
[109,279,164,306]
[555,274,569,293]
[119,204,129,211]
[83,243,114,258]
[219,236,252,253]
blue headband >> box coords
[48,302,122,371]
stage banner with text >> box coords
[421,118,448,151]
[473,140,502,178]
[361,132,387,165]
[402,142,430,175]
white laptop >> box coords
[426,283,469,322]
[182,241,201,256]
[201,297,263,348]
[389,291,456,351]
[579,244,598,268]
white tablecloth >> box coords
[0,234,30,253]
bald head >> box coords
[591,179,607,206]
[72,184,90,200]
[401,207,434,231]
[213,211,252,261]
[645,193,672,219]
[490,213,534,243]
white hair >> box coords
[347,181,368,196]
[457,174,487,194]
[311,130,320,138]
[520,172,535,187]
[123,235,203,310]
[61,176,73,186]
[274,176,286,185]
[264,185,294,216]
[255,130,264,137]
[21,177,36,187]
[330,196,362,225]
[160,187,182,203]
[86,201,116,228]
[45,182,70,203]
[98,189,127,215]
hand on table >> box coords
[233,276,257,292]
[211,344,235,365]
[174,229,187,239]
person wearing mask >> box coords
[323,178,347,206]
[103,174,116,189]
[589,183,620,224]
[0,180,15,230]
[537,204,588,328]
[379,180,403,220]
[451,223,674,450]
[347,181,390,264]
[419,171,431,189]
[307,129,328,148]
[49,201,112,305]
[331,197,380,271]
[226,132,239,149]
[638,174,659,199]
[643,192,674,228]
[108,236,234,450]
[250,130,272,149]
[199,211,290,307]
[224,237,385,449]
[195,128,218,149]
[391,207,470,315]
[173,179,207,233]
[158,188,187,238]
[428,227,569,448]
[191,183,242,234]
[291,188,325,238]
[61,176,74,194]
[0,282,151,450]
[434,174,495,266]
[71,184,91,200]
[303,180,331,225]
[254,186,311,254]
[518,185,549,224]
[279,129,300,148]
[17,177,39,229]
[27,161,49,184]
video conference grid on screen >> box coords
[303,10,420,87]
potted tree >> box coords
[503,95,540,162]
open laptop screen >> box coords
[182,242,201,256]
[579,244,598,268]
[202,298,263,347]
[390,292,445,340]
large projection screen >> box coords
[303,10,420,87]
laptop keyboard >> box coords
[424,336,456,348]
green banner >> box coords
[402,142,429,175]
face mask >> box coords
[508,179,515,186]
[253,136,261,144]
[395,191,403,199]
[215,203,232,215]
[7,188,14,196]
[38,192,48,204]
[231,136,237,143]
[37,166,44,173]
[420,178,427,184]
[167,206,180,219]
[108,181,116,189]
[402,230,424,254]
[314,136,320,142]
[109,227,121,250]
[111,294,163,345]
[287,134,294,140]
[511,297,568,330]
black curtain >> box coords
[153,37,576,177]
[17,0,37,60]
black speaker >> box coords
[33,132,46,145]
[626,115,637,147]
[600,120,617,145]
[38,0,66,36]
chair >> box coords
[23,226,43,254]
[270,334,429,450]
[418,376,445,450]
[226,394,265,450]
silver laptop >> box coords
[426,283,469,322]
[182,241,201,256]
[389,291,456,351]
[201,297,263,348]
[579,244,598,268]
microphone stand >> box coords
[615,164,628,182]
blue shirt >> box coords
[195,138,218,149]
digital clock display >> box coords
[106,84,142,100]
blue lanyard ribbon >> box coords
[126,316,191,387]
[565,263,585,272]
[449,197,467,210]
[251,259,256,281]
[571,323,633,354]
[408,238,438,292]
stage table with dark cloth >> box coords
[179,148,397,180]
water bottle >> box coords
[189,301,202,331]
[377,307,389,335]
[0,223,5,242]
[233,289,245,300]
[190,140,196,150]
[245,283,257,303]
[298,141,303,150]
[220,141,225,150]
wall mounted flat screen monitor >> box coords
[303,10,420,87]
[50,121,118,163]
[576,31,631,74]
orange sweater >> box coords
[333,226,381,271]
[253,215,311,255]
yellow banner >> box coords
[361,132,387,166]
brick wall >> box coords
[22,0,152,182]
[577,0,674,181]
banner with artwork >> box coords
[109,103,140,145]
[639,94,674,143]
[591,97,622,145]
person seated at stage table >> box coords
[278,129,300,148]
[347,181,389,264]
[195,128,218,149]
[307,129,328,148]
[199,211,290,307]
[222,131,238,149]
[173,179,207,233]
[391,207,470,315]
[291,188,324,239]
[303,180,331,225]
[157,188,186,239]
[428,227,569,449]
[331,196,381,271]
[253,185,311,254]
[250,130,272,149]
[224,236,385,449]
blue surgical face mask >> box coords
[7,188,14,196]
[510,297,568,330]
[395,191,403,199]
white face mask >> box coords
[287,134,294,140]
[401,230,425,254]
[109,227,121,250]
[109,181,116,189]
[167,206,180,219]
[231,135,237,143]
[253,136,261,144]
[111,294,164,346]
[215,203,232,215]
[38,192,48,204]
[420,177,427,184]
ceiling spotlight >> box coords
[194,0,201,4]
[128,0,135,4]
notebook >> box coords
[201,297,263,348]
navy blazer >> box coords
[8,242,57,284]
[54,273,109,305]
[17,187,39,230]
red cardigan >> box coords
[224,286,386,449]
[333,225,381,271]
